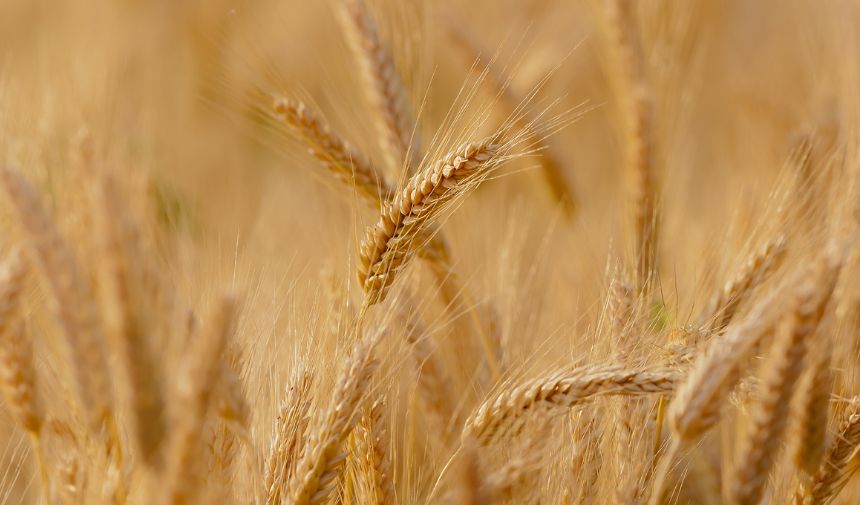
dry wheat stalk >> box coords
[465,365,679,445]
[274,97,394,205]
[604,0,656,286]
[793,398,860,505]
[355,398,397,505]
[789,343,832,476]
[358,137,501,305]
[90,175,166,465]
[163,294,237,505]
[730,262,837,505]
[704,235,787,331]
[287,338,380,505]
[265,365,315,505]
[0,169,113,432]
[341,0,417,175]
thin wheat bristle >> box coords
[358,137,501,305]
[0,169,113,432]
[341,0,417,175]
[465,365,679,444]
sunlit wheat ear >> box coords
[274,97,394,205]
[464,364,679,445]
[604,0,657,287]
[731,260,838,505]
[163,294,237,505]
[288,337,380,505]
[354,397,396,505]
[340,0,417,176]
[440,12,577,217]
[266,365,315,505]
[788,343,832,476]
[91,174,166,465]
[358,137,503,306]
[704,235,787,331]
[793,398,860,504]
[0,169,113,432]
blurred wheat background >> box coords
[2,0,860,504]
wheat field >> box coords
[1,0,860,504]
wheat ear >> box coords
[789,343,832,476]
[287,338,380,505]
[605,0,657,286]
[266,365,315,505]
[341,0,417,175]
[355,398,397,505]
[91,174,166,464]
[358,137,501,306]
[564,410,601,505]
[0,169,112,432]
[274,97,393,204]
[793,398,860,504]
[730,261,837,505]
[704,235,787,330]
[0,246,39,434]
[465,365,679,445]
[163,294,237,505]
[440,12,576,216]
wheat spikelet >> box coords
[355,398,396,505]
[794,398,860,505]
[789,343,832,476]
[564,410,600,505]
[266,365,316,505]
[465,365,679,445]
[0,169,113,432]
[90,174,166,464]
[163,294,237,505]
[704,235,787,330]
[287,338,380,505]
[341,0,417,175]
[358,137,501,305]
[274,97,393,205]
[730,260,838,505]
